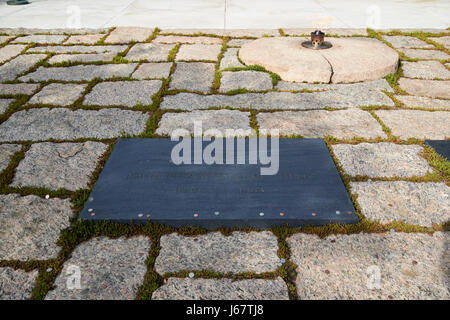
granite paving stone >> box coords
[160,29,279,37]
[28,83,87,106]
[161,90,393,110]
[394,95,450,110]
[12,35,66,44]
[155,109,251,137]
[64,34,104,44]
[0,98,13,114]
[401,49,450,60]
[0,44,26,63]
[48,52,116,64]
[287,232,449,299]
[0,108,149,141]
[283,28,368,36]
[169,62,215,93]
[257,109,387,139]
[220,47,244,69]
[153,35,222,44]
[430,36,450,49]
[374,110,450,139]
[19,64,137,82]
[382,36,434,49]
[11,142,108,191]
[0,36,14,44]
[155,231,280,274]
[0,194,73,261]
[351,181,450,227]
[131,62,172,79]
[398,78,450,99]
[0,28,108,35]
[402,61,450,80]
[0,144,21,173]
[152,278,289,300]
[332,143,431,177]
[219,71,273,92]
[125,43,175,62]
[276,78,394,93]
[227,39,257,47]
[105,27,154,43]
[45,237,150,300]
[84,80,162,107]
[0,268,38,300]
[0,54,46,82]
[0,83,40,95]
[27,45,127,54]
[176,44,222,61]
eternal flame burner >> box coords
[301,30,333,50]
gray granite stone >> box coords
[374,110,450,139]
[377,28,448,34]
[227,39,254,47]
[105,27,154,43]
[382,36,434,49]
[11,142,108,191]
[169,62,215,93]
[64,34,104,44]
[161,79,394,110]
[176,44,222,61]
[0,28,107,35]
[220,48,244,69]
[0,83,40,95]
[28,83,87,106]
[288,232,449,299]
[48,52,116,64]
[27,45,127,54]
[84,80,161,107]
[402,61,450,80]
[0,144,21,172]
[351,181,450,227]
[131,62,172,79]
[155,231,280,274]
[398,78,450,99]
[0,268,38,300]
[394,95,450,110]
[0,108,149,141]
[283,28,368,36]
[19,64,137,82]
[0,36,13,44]
[0,54,46,82]
[276,78,394,93]
[0,44,26,63]
[162,82,394,110]
[152,278,289,300]
[153,35,222,44]
[125,43,175,62]
[219,71,272,92]
[0,98,13,114]
[430,36,450,49]
[332,143,431,178]
[12,35,66,44]
[160,29,279,37]
[257,109,387,139]
[155,109,251,137]
[401,49,450,60]
[0,194,73,261]
[45,236,150,300]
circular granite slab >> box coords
[239,37,399,83]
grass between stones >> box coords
[0,27,449,300]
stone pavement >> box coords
[0,27,449,300]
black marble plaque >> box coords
[425,140,450,161]
[79,138,358,229]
